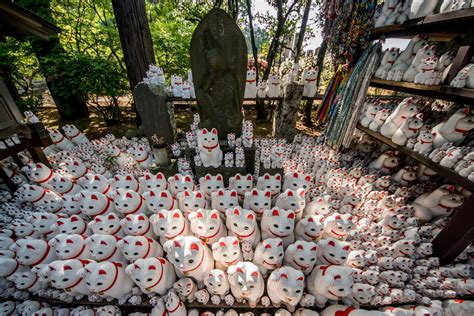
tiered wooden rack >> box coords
[365,11,474,264]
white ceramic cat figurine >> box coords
[211,236,242,270]
[392,112,424,145]
[284,240,318,275]
[380,97,419,138]
[413,131,436,155]
[295,215,325,242]
[197,128,223,168]
[360,102,382,127]
[227,261,265,308]
[163,236,214,287]
[189,209,227,245]
[267,75,281,98]
[252,238,284,277]
[303,66,319,97]
[374,48,399,79]
[260,208,295,247]
[410,0,438,19]
[267,266,305,312]
[177,190,208,215]
[225,207,260,248]
[316,238,350,265]
[413,185,464,222]
[244,67,257,99]
[306,264,354,308]
[414,57,438,85]
[243,189,272,219]
[48,234,90,260]
[211,189,239,216]
[116,236,163,262]
[149,209,191,245]
[86,234,124,262]
[63,124,89,145]
[78,261,136,304]
[431,107,474,148]
[369,108,390,131]
[125,257,175,296]
[403,45,437,82]
[374,0,399,28]
[204,269,231,303]
[199,174,224,201]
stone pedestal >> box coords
[273,83,303,142]
[134,82,175,144]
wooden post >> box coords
[432,194,474,264]
[111,0,156,100]
[273,83,303,142]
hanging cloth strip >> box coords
[324,42,382,149]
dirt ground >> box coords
[36,95,322,140]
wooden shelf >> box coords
[371,7,474,39]
[370,78,474,104]
[166,95,323,102]
[357,124,474,192]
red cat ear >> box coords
[287,212,295,220]
[210,213,218,220]
[252,189,259,196]
[299,190,305,197]
[232,239,239,246]
[95,218,102,222]
[343,246,350,251]
[135,241,143,246]
[293,172,299,178]
[278,241,283,247]
[157,173,163,180]
[173,240,181,248]
[216,175,222,181]
[307,217,314,222]
[246,213,254,221]
[276,175,281,180]
[305,175,311,182]
[230,191,237,197]
[280,273,288,279]
[100,241,107,245]
[148,265,156,270]
[126,176,132,181]
[63,265,72,271]
[264,191,271,198]
[218,190,224,196]
[272,209,279,216]
[160,191,167,198]
[233,208,240,216]
[311,246,317,251]
[205,175,211,181]
[219,241,226,247]
[236,267,244,274]
[184,191,190,197]
[201,128,208,135]
[57,221,64,226]
[126,192,133,199]
[190,243,199,251]
[158,258,166,265]
[173,212,180,219]
[265,243,271,249]
[99,270,107,275]
[149,190,156,197]
[73,161,79,166]
[145,174,151,180]
[297,276,304,281]
[287,191,294,197]
[264,174,270,180]
[235,174,241,180]
[108,214,115,220]
[334,275,341,280]
[158,212,165,219]
[138,215,145,221]
[335,215,341,220]
[251,271,259,278]
[297,244,303,250]
[184,176,192,182]
[246,175,252,181]
[94,175,101,181]
[328,240,336,247]
[26,244,35,250]
[196,192,203,199]
[197,211,204,219]
[211,128,218,135]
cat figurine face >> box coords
[142,189,176,213]
[267,266,305,311]
[283,172,312,192]
[149,209,191,244]
[275,189,306,220]
[260,208,295,247]
[283,241,318,275]
[77,261,134,300]
[120,214,153,237]
[59,159,88,181]
[125,257,175,295]
[256,173,282,201]
[111,175,140,192]
[48,234,90,260]
[52,215,88,235]
[243,189,272,219]
[173,277,197,302]
[61,195,81,215]
[29,212,58,235]
[229,174,253,202]
[204,269,230,296]
[112,188,146,216]
[80,191,114,217]
[316,238,350,265]
[322,213,354,240]
[211,189,239,216]
[78,173,111,194]
[199,174,224,201]
[168,174,195,196]
[252,238,284,276]
[140,171,168,191]
[88,213,123,235]
[47,259,92,293]
[227,261,264,308]
[189,209,227,245]
[12,239,57,266]
[304,195,334,216]
[0,301,16,315]
[225,207,260,248]
[295,215,324,242]
[117,236,163,262]
[177,190,207,215]
[163,235,214,283]
[85,234,123,262]
[211,236,242,269]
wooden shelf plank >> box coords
[370,79,474,104]
[371,7,474,39]
[166,95,323,102]
[357,124,474,192]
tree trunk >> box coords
[302,28,328,126]
[18,0,89,120]
[112,0,156,94]
[294,0,312,63]
[245,0,266,120]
